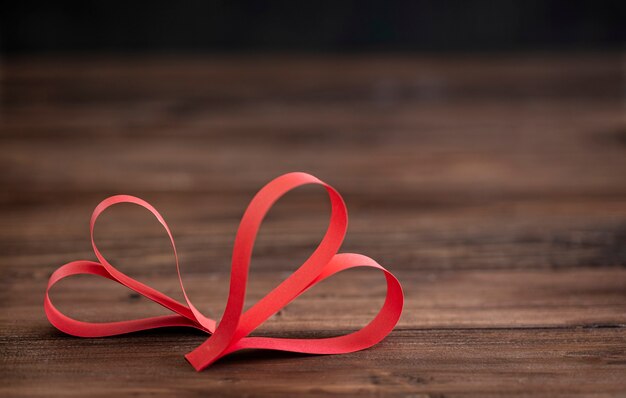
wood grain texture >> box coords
[0,54,625,397]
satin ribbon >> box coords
[44,172,404,371]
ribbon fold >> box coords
[44,172,404,371]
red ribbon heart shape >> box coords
[44,172,404,370]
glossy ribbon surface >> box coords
[44,172,404,370]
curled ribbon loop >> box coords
[44,172,404,371]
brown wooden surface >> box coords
[1,54,625,397]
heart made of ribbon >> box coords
[44,172,404,371]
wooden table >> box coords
[1,54,625,397]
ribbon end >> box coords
[185,350,217,372]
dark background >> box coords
[3,0,625,54]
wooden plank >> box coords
[1,329,625,397]
[3,269,626,330]
[2,267,625,396]
[1,189,625,272]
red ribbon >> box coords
[44,172,404,371]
